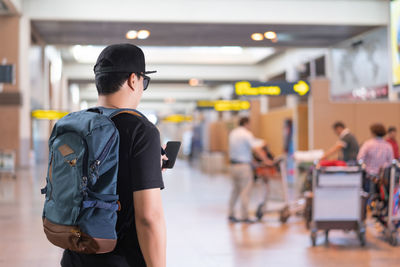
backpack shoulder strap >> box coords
[110,109,143,119]
[88,107,144,119]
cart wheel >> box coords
[325,230,329,244]
[311,230,317,247]
[389,231,398,246]
[279,206,290,223]
[358,230,366,247]
[256,204,264,221]
[305,219,311,230]
[305,207,312,230]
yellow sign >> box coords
[392,1,400,84]
[234,80,310,96]
[31,110,69,120]
[197,100,251,111]
[293,80,310,96]
[196,100,216,108]
[235,81,281,96]
[163,114,193,123]
[214,100,250,111]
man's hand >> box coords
[322,143,343,160]
[160,145,168,172]
[253,146,274,166]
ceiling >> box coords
[60,45,276,65]
[32,20,377,48]
[30,19,379,112]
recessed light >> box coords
[264,31,277,40]
[189,78,200,86]
[126,30,138,39]
[138,30,150,39]
[251,33,264,41]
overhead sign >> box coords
[31,110,69,120]
[234,80,310,96]
[163,114,192,123]
[196,100,216,109]
[196,100,250,111]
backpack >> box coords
[41,107,142,254]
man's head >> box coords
[239,117,250,129]
[370,123,386,137]
[332,121,345,136]
[388,126,397,139]
[94,44,156,108]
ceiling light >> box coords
[126,30,138,39]
[189,78,199,86]
[251,33,264,41]
[264,31,277,40]
[71,45,104,63]
[138,30,150,39]
[220,46,243,54]
[164,97,176,103]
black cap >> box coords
[94,43,156,75]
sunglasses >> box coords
[136,73,151,90]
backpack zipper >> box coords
[48,152,54,201]
[90,130,117,171]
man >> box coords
[321,121,359,163]
[61,44,166,267]
[228,117,272,223]
[358,123,393,177]
[358,123,393,195]
[386,126,399,159]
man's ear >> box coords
[127,73,136,91]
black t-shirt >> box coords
[61,112,164,267]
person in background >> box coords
[357,123,393,182]
[228,117,273,223]
[321,121,359,163]
[386,126,399,159]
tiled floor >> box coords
[0,160,400,267]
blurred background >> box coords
[1,0,400,266]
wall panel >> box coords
[260,108,293,156]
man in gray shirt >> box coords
[322,121,359,163]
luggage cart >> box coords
[254,156,306,223]
[278,156,306,223]
[310,165,365,246]
[376,161,400,246]
[0,150,16,178]
[255,156,292,222]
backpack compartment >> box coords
[78,128,120,248]
[43,217,100,254]
[44,132,86,225]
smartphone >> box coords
[162,141,181,169]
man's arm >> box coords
[134,189,166,267]
[321,143,344,160]
[253,146,274,166]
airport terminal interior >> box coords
[1,0,400,266]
